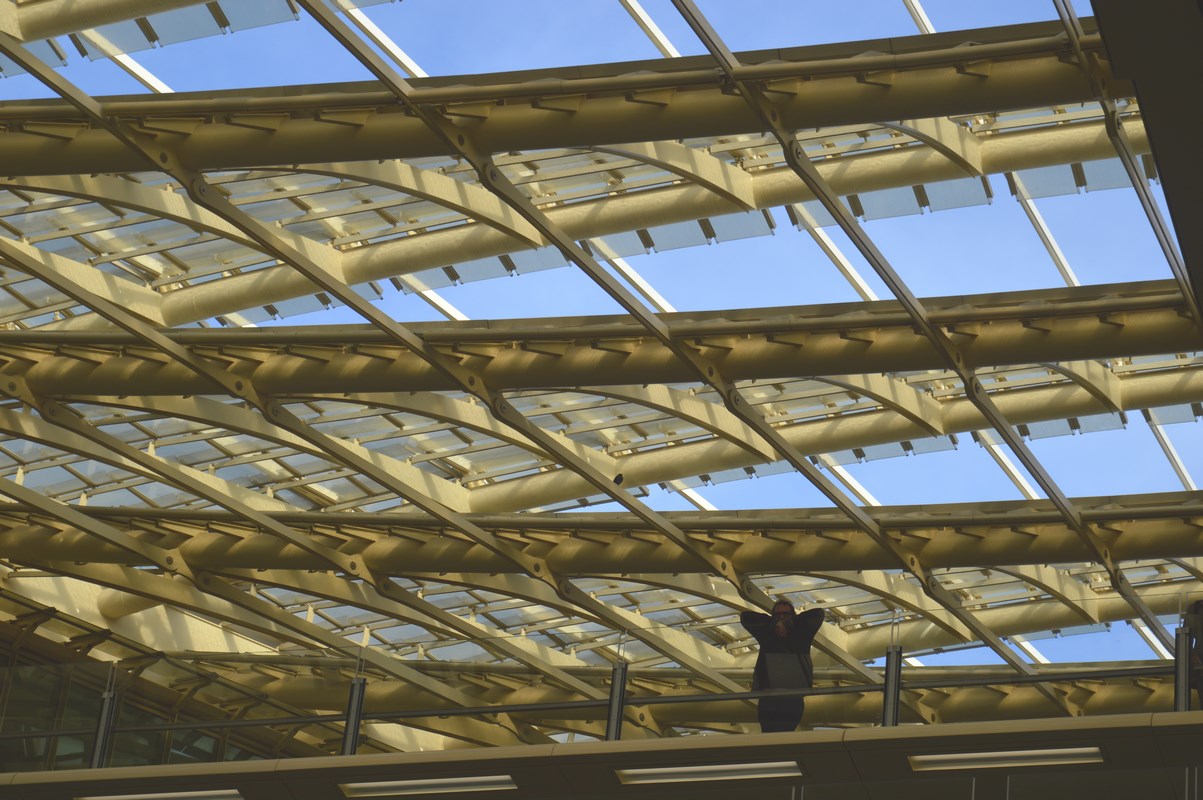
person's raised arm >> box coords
[740,610,772,637]
[795,607,825,644]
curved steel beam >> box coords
[78,394,471,511]
[10,560,533,746]
[165,118,1149,328]
[11,362,1200,517]
[289,161,545,247]
[5,493,1201,574]
[16,285,1193,395]
[588,384,776,462]
[211,566,614,705]
[0,26,1113,177]
[815,373,945,436]
[592,140,756,210]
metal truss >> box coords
[1,25,778,656]
[0,115,1155,330]
[0,18,1114,172]
[0,0,1199,750]
[294,1,1155,705]
[5,491,1200,574]
[1051,0,1201,328]
[2,494,1199,655]
[668,0,1177,654]
[0,283,1190,394]
[0,47,745,732]
[0,569,1187,732]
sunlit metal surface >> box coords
[0,0,1200,753]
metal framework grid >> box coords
[0,0,1199,754]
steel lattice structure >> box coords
[0,0,1200,756]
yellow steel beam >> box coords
[0,22,1112,175]
[4,493,1200,581]
[10,282,1189,395]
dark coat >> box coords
[1187,600,1203,666]
[740,608,824,691]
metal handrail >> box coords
[0,661,1181,744]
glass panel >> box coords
[1076,412,1125,433]
[0,41,65,77]
[146,6,223,45]
[1148,404,1197,425]
[591,231,647,259]
[909,435,957,455]
[220,0,298,31]
[861,442,909,461]
[452,257,509,283]
[509,247,567,274]
[1016,164,1079,198]
[79,20,153,58]
[109,702,166,768]
[924,177,991,211]
[1024,418,1074,439]
[647,220,707,251]
[1082,157,1132,192]
[858,186,922,220]
[709,211,773,242]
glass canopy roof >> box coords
[0,0,1199,753]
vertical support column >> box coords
[1175,626,1192,712]
[90,687,118,769]
[605,661,629,741]
[341,676,367,756]
[882,645,903,726]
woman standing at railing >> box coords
[740,600,825,733]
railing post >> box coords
[605,660,628,741]
[90,688,118,768]
[882,645,903,726]
[341,677,367,755]
[1175,626,1192,712]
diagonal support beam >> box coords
[1011,173,1081,287]
[631,571,882,685]
[790,203,880,301]
[1142,410,1197,492]
[17,559,533,746]
[0,405,300,514]
[84,393,470,511]
[434,571,744,692]
[292,0,777,610]
[0,27,792,693]
[218,566,609,703]
[667,0,1175,656]
[619,0,681,57]
[1056,0,1202,330]
[661,1,1133,692]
